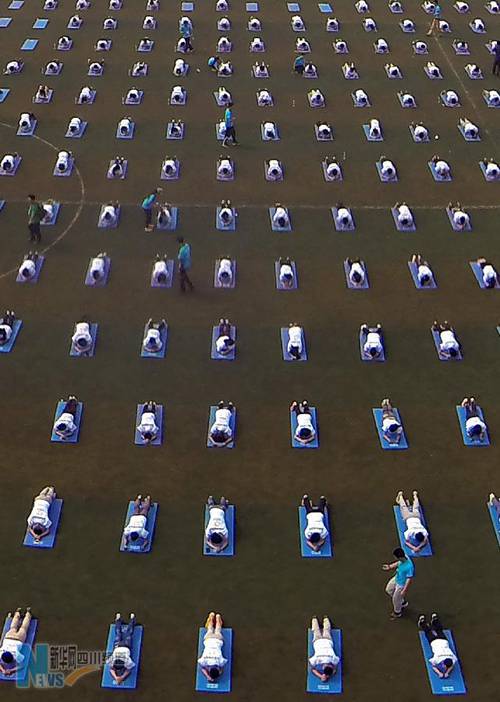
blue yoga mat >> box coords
[21,38,38,50]
[0,18,12,28]
[69,322,98,357]
[98,205,120,228]
[393,504,433,557]
[246,2,259,10]
[0,319,22,353]
[298,506,332,557]
[101,624,143,688]
[151,261,174,288]
[376,161,398,182]
[487,502,500,547]
[23,498,63,548]
[0,200,4,211]
[359,329,385,361]
[363,123,383,141]
[216,206,236,231]
[373,407,408,450]
[40,202,59,226]
[141,324,168,358]
[85,256,110,286]
[16,255,44,283]
[281,327,307,361]
[65,120,87,138]
[288,2,300,10]
[469,261,499,289]
[431,328,462,361]
[306,628,342,693]
[134,404,163,445]
[408,261,436,289]
[343,260,368,289]
[195,627,232,692]
[33,18,49,29]
[275,260,298,289]
[418,630,466,695]
[446,207,471,231]
[291,407,319,448]
[203,504,235,556]
[156,207,178,230]
[207,405,236,448]
[456,406,490,446]
[51,402,83,443]
[0,88,10,102]
[391,207,416,231]
[214,260,236,288]
[182,2,194,10]
[0,617,38,682]
[16,119,37,137]
[211,326,236,360]
[269,207,291,231]
[120,501,158,553]
[318,3,332,12]
[9,1,24,8]
[331,207,355,231]
[116,122,135,139]
[428,161,452,181]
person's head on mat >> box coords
[209,531,224,545]
[309,532,322,544]
[413,531,426,544]
[129,531,141,542]
[32,523,46,537]
[209,666,221,680]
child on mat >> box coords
[121,495,152,550]
[107,613,137,684]
[290,400,316,444]
[136,402,159,444]
[209,401,234,446]
[205,496,229,552]
[302,495,329,551]
[418,613,457,678]
[198,612,227,682]
[216,319,236,356]
[18,252,39,281]
[432,321,460,358]
[411,254,433,286]
[381,398,403,444]
[0,310,16,345]
[287,323,303,360]
[27,486,56,542]
[142,319,167,353]
[461,397,487,440]
[308,616,340,682]
[72,319,94,354]
[279,257,295,288]
[360,323,383,359]
[395,490,429,553]
[0,608,32,676]
[476,257,498,288]
[53,396,79,439]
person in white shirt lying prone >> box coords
[411,122,429,141]
[287,322,303,360]
[198,612,228,683]
[290,400,316,444]
[217,257,233,286]
[272,203,289,228]
[394,202,415,228]
[215,319,236,356]
[308,616,340,683]
[88,252,108,282]
[136,401,159,443]
[316,121,332,139]
[27,486,57,543]
[209,401,235,446]
[18,112,35,133]
[381,397,403,444]
[0,153,18,173]
[278,257,295,287]
[79,85,94,103]
[205,496,230,552]
[447,201,470,229]
[53,395,79,439]
[476,257,498,287]
[379,156,397,180]
[108,156,125,178]
[411,253,434,286]
[360,323,384,359]
[106,613,138,685]
[395,490,429,553]
[121,495,152,551]
[483,89,500,106]
[0,607,33,677]
[257,89,273,106]
[432,321,461,358]
[368,118,382,138]
[143,318,167,353]
[301,494,330,551]
[481,158,500,180]
[461,397,487,441]
[418,613,457,680]
[431,155,451,179]
[346,257,365,286]
[459,117,479,138]
[335,203,353,228]
[18,251,39,281]
[0,310,16,346]
[100,201,119,225]
[324,157,341,180]
[71,318,94,354]
[399,91,416,107]
[55,150,72,174]
[151,254,170,284]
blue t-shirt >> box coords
[142,193,156,210]
[434,4,441,16]
[178,243,191,270]
[395,557,414,586]
[224,108,233,128]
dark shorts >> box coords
[29,222,41,237]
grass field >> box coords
[0,0,499,699]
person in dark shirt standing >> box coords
[27,195,44,243]
[493,41,500,76]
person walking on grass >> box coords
[177,237,194,292]
[427,3,442,35]
[27,194,44,243]
[222,103,238,147]
[382,547,415,620]
[492,41,500,76]
[141,187,162,232]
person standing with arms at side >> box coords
[180,20,193,52]
[141,187,162,232]
[27,194,44,243]
[222,103,238,147]
[177,237,194,292]
[492,41,500,76]
[382,547,415,620]
[427,3,442,36]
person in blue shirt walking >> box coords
[177,236,194,292]
[382,547,415,620]
[179,19,193,52]
[427,3,442,35]
[222,103,238,147]
[141,187,162,232]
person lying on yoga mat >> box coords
[121,495,152,551]
[381,398,403,444]
[432,321,460,358]
[418,613,457,678]
[411,254,433,286]
[53,396,79,439]
[217,258,233,286]
[101,202,119,225]
[18,252,39,281]
[215,319,235,356]
[291,400,316,444]
[448,202,470,230]
[136,403,159,443]
[27,486,56,542]
[198,612,227,682]
[308,616,340,682]
[461,397,487,440]
[395,203,415,227]
[0,310,16,345]
[489,493,500,519]
[395,490,428,552]
[143,319,167,353]
[346,258,365,286]
[302,495,329,551]
[476,257,498,288]
[205,496,229,552]
[209,402,234,446]
[0,608,32,676]
[107,613,137,684]
[361,323,383,358]
[279,257,295,287]
[287,323,304,359]
[72,319,94,353]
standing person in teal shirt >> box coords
[382,547,415,619]
[222,104,238,147]
[293,55,305,75]
[427,3,442,35]
[180,19,193,52]
[141,187,162,232]
[177,237,194,292]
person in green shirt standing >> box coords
[27,194,45,243]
